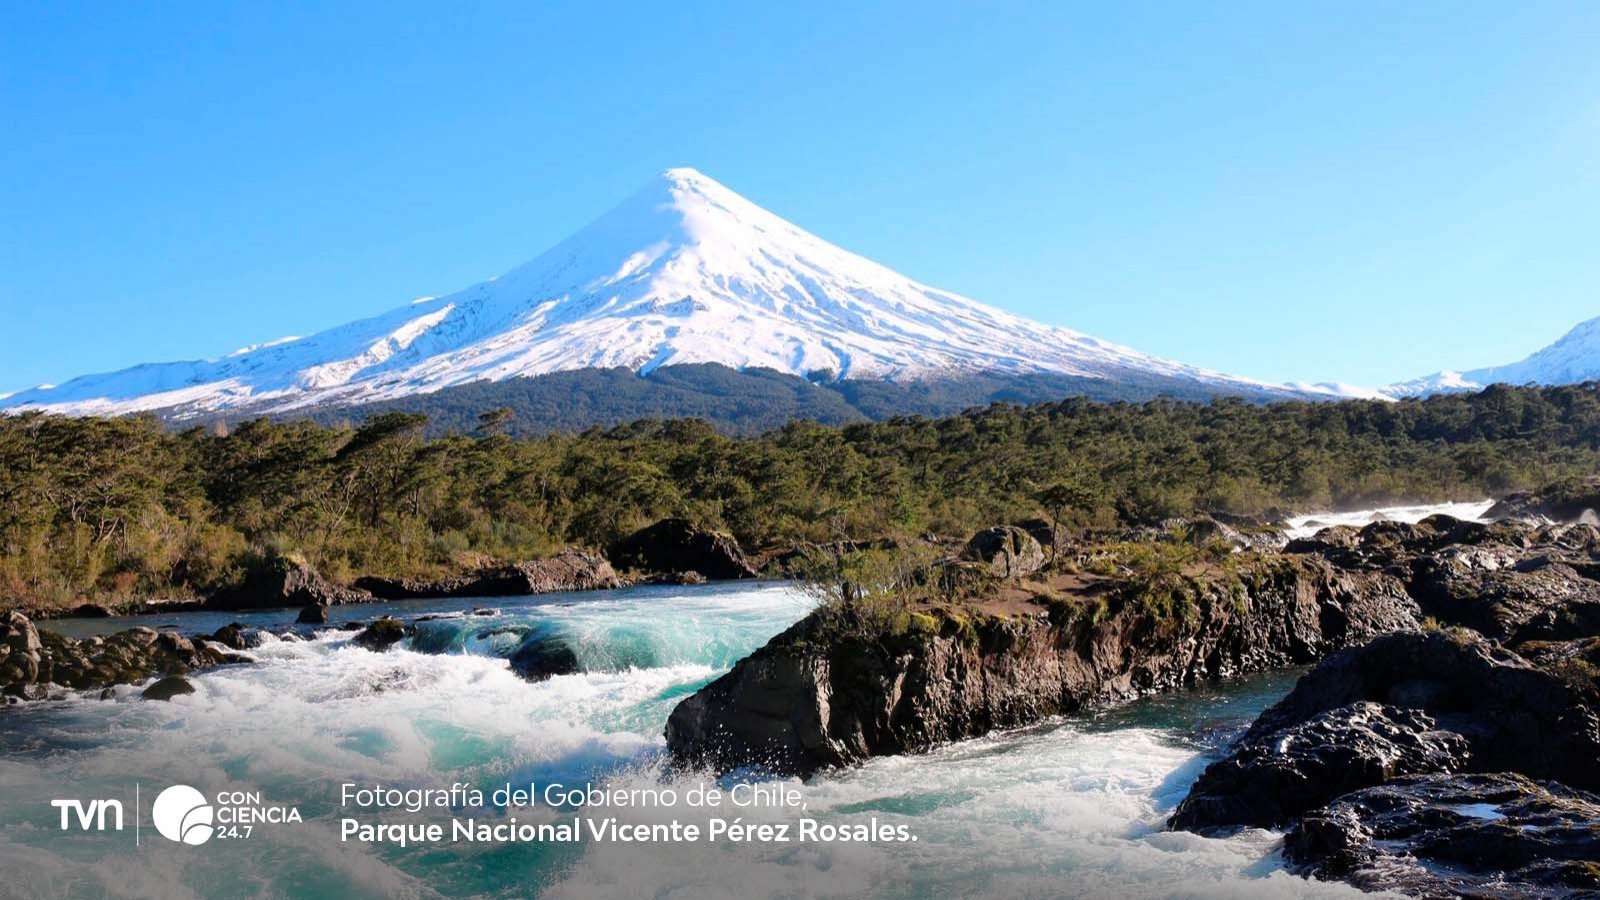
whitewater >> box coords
[0,503,1488,899]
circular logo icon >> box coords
[151,785,214,845]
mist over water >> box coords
[0,541,1442,898]
[1283,499,1493,540]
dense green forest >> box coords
[4,382,1599,610]
[249,363,1300,437]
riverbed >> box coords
[0,504,1479,899]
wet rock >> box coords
[609,518,755,580]
[355,550,620,599]
[508,635,580,682]
[1169,702,1472,831]
[209,622,269,650]
[960,525,1045,579]
[1228,631,1600,791]
[296,604,329,625]
[635,570,709,586]
[351,617,412,651]
[3,614,235,699]
[1284,773,1600,897]
[208,554,370,611]
[1412,553,1600,643]
[141,675,196,701]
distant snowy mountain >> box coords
[1387,316,1600,397]
[3,168,1339,418]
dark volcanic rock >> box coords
[0,610,43,688]
[141,675,196,701]
[610,519,755,580]
[1235,630,1600,792]
[1488,477,1600,523]
[352,617,412,651]
[209,622,270,650]
[355,550,620,599]
[1412,552,1600,643]
[296,604,329,625]
[960,525,1046,579]
[508,635,580,682]
[208,554,370,611]
[666,555,1420,776]
[1284,773,1600,897]
[1169,702,1472,831]
[3,612,235,699]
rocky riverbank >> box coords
[665,512,1600,896]
[665,536,1420,775]
[0,610,244,702]
[6,519,748,621]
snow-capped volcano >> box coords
[1387,315,1600,396]
[4,168,1324,417]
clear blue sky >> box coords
[4,1,1598,392]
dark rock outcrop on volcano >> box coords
[355,550,620,600]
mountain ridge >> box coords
[1387,315,1600,397]
[2,168,1336,418]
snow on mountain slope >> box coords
[1387,316,1600,397]
[3,168,1332,418]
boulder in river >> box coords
[296,604,329,625]
[141,675,196,701]
[609,518,755,580]
[508,635,580,682]
[209,622,271,650]
[352,617,412,651]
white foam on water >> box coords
[1284,499,1495,540]
[543,726,1379,899]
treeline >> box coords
[3,382,1599,609]
[233,363,1291,438]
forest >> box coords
[3,381,1599,610]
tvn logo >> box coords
[49,784,296,845]
[50,798,124,832]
